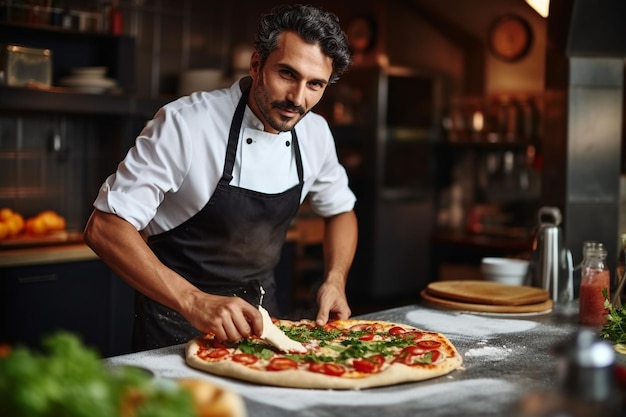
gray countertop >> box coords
[105,303,618,417]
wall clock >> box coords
[488,14,533,62]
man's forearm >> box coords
[83,210,198,315]
[322,210,358,285]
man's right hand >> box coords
[184,292,264,342]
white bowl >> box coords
[481,257,529,286]
[70,66,108,78]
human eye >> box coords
[308,80,326,91]
[279,68,295,79]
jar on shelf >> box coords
[579,242,610,327]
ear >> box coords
[249,50,261,78]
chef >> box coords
[83,4,357,351]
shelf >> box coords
[0,86,171,117]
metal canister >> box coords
[528,206,574,302]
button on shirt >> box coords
[93,79,356,237]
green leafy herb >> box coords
[280,325,341,342]
[409,351,433,365]
[601,289,626,344]
[236,339,274,359]
[0,332,196,417]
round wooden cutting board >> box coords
[420,289,553,314]
[426,280,549,306]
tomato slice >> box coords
[401,331,425,340]
[402,349,442,366]
[417,340,442,350]
[352,356,386,374]
[267,357,298,371]
[403,346,427,356]
[358,333,375,341]
[353,358,377,373]
[389,326,406,335]
[232,353,259,365]
[429,350,442,363]
[202,348,229,359]
[308,362,346,376]
[369,354,386,366]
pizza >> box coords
[185,316,463,390]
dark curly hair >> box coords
[254,4,352,84]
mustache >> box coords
[272,100,305,115]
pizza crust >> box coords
[185,319,463,390]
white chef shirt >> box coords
[93,79,356,237]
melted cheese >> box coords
[259,306,307,353]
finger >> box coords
[211,324,228,342]
[221,315,244,342]
[316,308,329,326]
[232,313,253,339]
[243,305,264,337]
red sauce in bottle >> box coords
[579,269,610,326]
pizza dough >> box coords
[185,318,463,390]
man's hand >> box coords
[184,292,264,342]
[315,278,351,325]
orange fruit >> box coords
[5,214,24,237]
[0,221,8,239]
[0,208,14,222]
[28,216,48,235]
[38,211,66,232]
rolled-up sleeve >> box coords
[306,123,356,217]
[93,107,192,230]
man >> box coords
[83,4,357,351]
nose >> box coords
[286,82,306,107]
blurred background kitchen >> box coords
[1,0,625,356]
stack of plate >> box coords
[420,280,552,314]
[59,67,117,94]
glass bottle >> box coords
[579,242,610,327]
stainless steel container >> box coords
[0,44,52,87]
[528,206,574,302]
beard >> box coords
[253,73,307,133]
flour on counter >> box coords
[464,346,512,361]
[236,378,518,412]
[405,309,537,337]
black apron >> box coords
[133,80,305,351]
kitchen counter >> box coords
[0,241,98,268]
[105,303,621,417]
[0,228,299,269]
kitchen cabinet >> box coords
[0,259,135,357]
[317,65,442,303]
